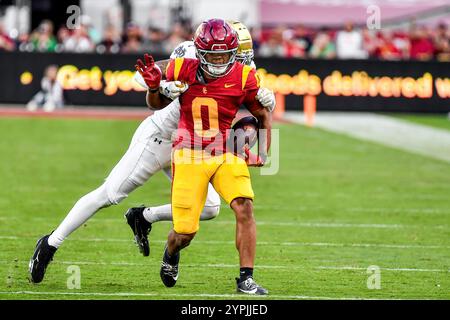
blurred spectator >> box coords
[433,23,450,61]
[121,22,143,53]
[81,15,102,45]
[336,21,367,59]
[409,25,435,60]
[362,29,379,58]
[392,31,410,59]
[26,65,64,112]
[164,22,188,54]
[309,29,336,59]
[0,22,15,51]
[29,20,57,52]
[286,25,312,58]
[55,26,71,52]
[63,24,94,52]
[96,24,121,54]
[142,27,165,54]
[259,27,285,57]
[282,30,303,57]
[5,18,449,61]
[16,32,30,51]
[249,27,261,52]
[375,30,402,60]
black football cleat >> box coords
[160,246,180,287]
[29,234,57,283]
[125,206,152,256]
[236,277,268,295]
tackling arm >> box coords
[139,58,190,110]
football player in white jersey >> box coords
[28,21,275,283]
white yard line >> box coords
[1,216,447,229]
[284,112,450,163]
[0,290,398,300]
[315,266,449,273]
[0,235,447,249]
[2,259,447,273]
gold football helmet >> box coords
[228,21,254,66]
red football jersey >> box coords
[166,58,262,154]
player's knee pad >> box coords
[84,184,114,208]
[200,205,220,220]
[102,181,129,205]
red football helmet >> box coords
[193,18,239,77]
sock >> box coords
[239,267,253,282]
[143,205,172,223]
[163,246,180,265]
[143,204,220,223]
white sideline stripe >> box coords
[1,216,447,230]
[0,217,406,228]
[2,259,447,273]
[1,235,448,249]
[315,266,449,273]
[349,208,450,215]
[220,221,406,228]
[284,112,450,163]
[0,290,395,300]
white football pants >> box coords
[48,116,221,248]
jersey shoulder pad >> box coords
[170,41,196,59]
[241,65,260,90]
[165,58,199,84]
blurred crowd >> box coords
[1,19,449,61]
[257,21,450,61]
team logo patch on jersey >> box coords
[203,87,208,94]
[173,45,187,58]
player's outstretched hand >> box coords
[244,147,265,167]
[135,53,162,90]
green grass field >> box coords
[0,116,449,300]
[392,114,450,131]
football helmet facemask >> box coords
[193,18,239,77]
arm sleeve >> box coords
[165,58,199,84]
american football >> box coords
[228,115,259,155]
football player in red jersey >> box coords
[136,19,271,295]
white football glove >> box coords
[256,87,276,112]
[159,80,189,100]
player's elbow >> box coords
[145,91,171,110]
